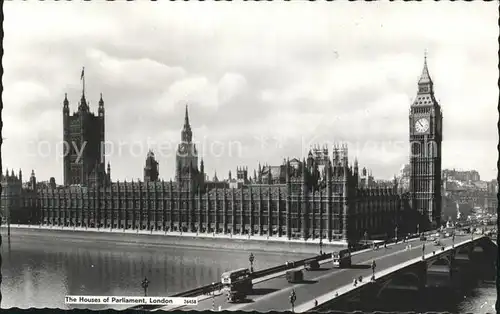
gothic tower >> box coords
[409,55,443,230]
[144,150,159,182]
[175,105,201,191]
[63,69,106,186]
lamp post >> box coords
[417,224,420,235]
[289,289,297,312]
[319,238,323,255]
[212,282,216,311]
[452,233,455,247]
[141,277,150,297]
[7,206,10,237]
[249,253,255,273]
[422,243,425,260]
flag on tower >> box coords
[81,67,85,80]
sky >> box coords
[3,1,498,183]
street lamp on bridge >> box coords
[422,243,426,260]
[289,289,297,312]
[249,253,255,273]
[141,277,150,297]
[212,282,216,311]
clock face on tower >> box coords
[415,118,430,133]
[179,145,187,155]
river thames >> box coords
[0,228,497,312]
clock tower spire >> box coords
[418,52,434,94]
[409,53,443,231]
[176,104,199,191]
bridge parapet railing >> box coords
[162,234,428,302]
[295,236,483,313]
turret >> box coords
[18,169,22,182]
[307,150,314,169]
[30,169,36,190]
[285,158,290,183]
[98,93,104,116]
[301,158,307,187]
[181,104,193,143]
[107,162,111,183]
[63,93,70,115]
[257,163,263,183]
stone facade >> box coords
[34,158,414,243]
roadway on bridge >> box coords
[171,235,464,312]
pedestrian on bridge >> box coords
[314,299,318,307]
[290,289,297,313]
[371,260,376,280]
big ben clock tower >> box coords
[409,55,443,230]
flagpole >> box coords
[81,67,85,96]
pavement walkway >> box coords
[5,224,349,246]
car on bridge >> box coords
[305,260,320,271]
[332,249,352,268]
[221,268,253,303]
[286,269,304,283]
[227,290,246,303]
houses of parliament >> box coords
[1,58,443,243]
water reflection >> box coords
[1,231,310,309]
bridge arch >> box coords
[429,256,451,268]
[456,246,471,255]
[472,245,484,253]
[376,271,421,298]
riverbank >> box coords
[1,224,346,254]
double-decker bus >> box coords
[221,268,253,303]
[332,249,351,268]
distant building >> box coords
[442,169,480,182]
